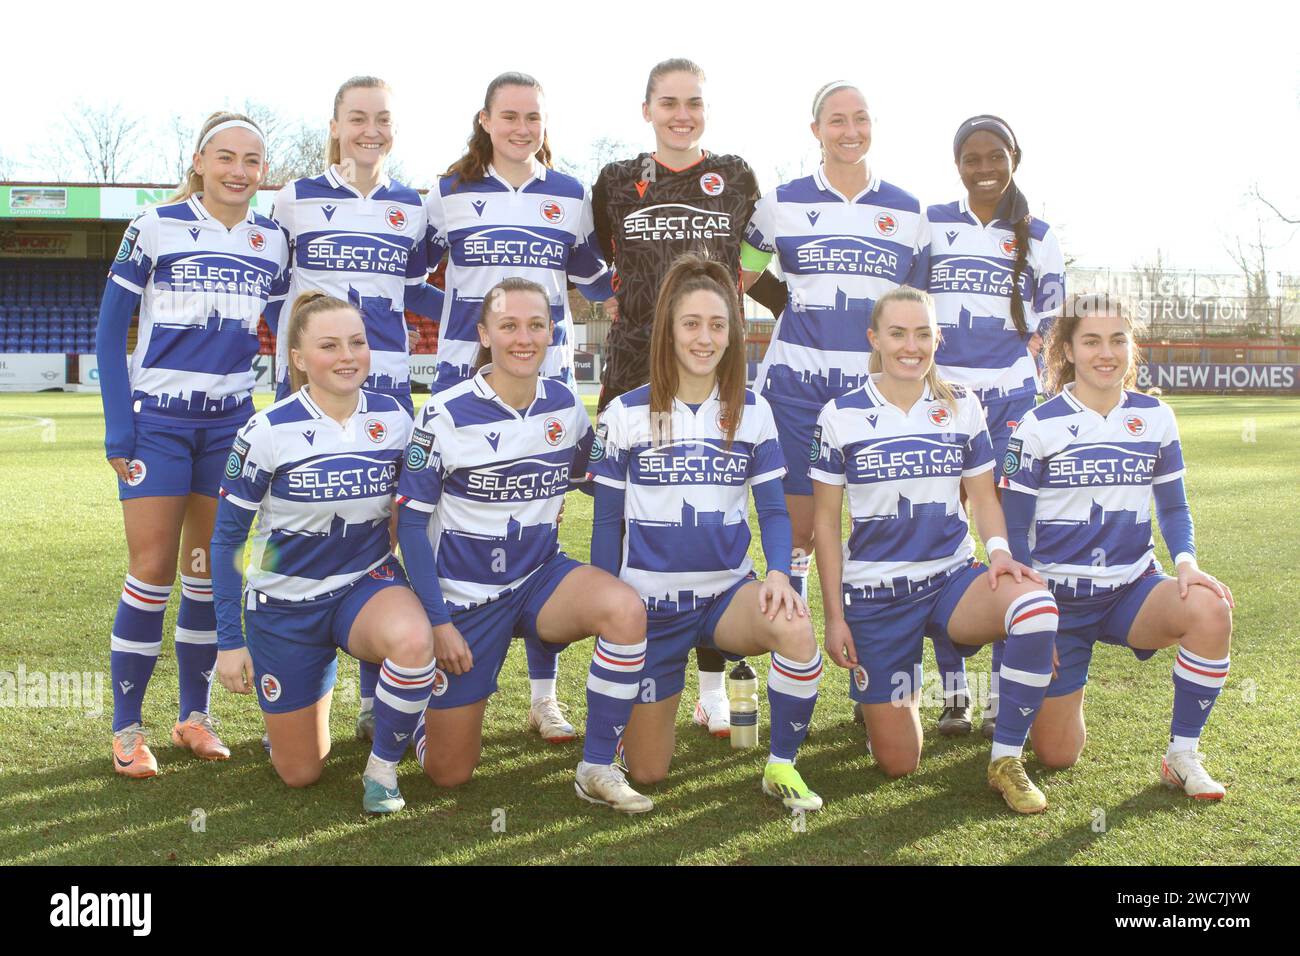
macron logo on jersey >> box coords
[472,200,486,217]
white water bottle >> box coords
[728,660,759,749]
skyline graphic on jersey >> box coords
[1034,500,1150,571]
[437,516,559,603]
[264,513,389,579]
[627,500,748,576]
[848,494,965,562]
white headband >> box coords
[198,119,266,153]
[812,81,858,118]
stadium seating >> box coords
[0,259,442,358]
[0,260,109,354]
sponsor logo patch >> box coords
[225,436,251,480]
[1002,437,1023,477]
[406,428,434,471]
[115,225,139,263]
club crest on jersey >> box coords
[544,416,565,446]
[1000,236,1018,257]
[125,458,147,486]
[365,419,387,443]
[716,408,733,433]
[368,564,396,581]
[430,669,449,697]
[1003,437,1023,477]
[540,200,565,224]
[248,230,266,252]
[927,404,952,428]
[874,213,898,237]
[1124,415,1146,436]
[853,665,869,694]
[699,172,725,196]
[385,206,407,231]
[260,673,282,703]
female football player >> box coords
[267,75,442,740]
[1001,293,1234,799]
[211,292,434,814]
[923,114,1067,738]
[423,72,618,741]
[740,82,927,607]
[589,255,824,810]
[592,57,788,736]
[96,111,289,777]
[397,278,654,814]
[812,287,1059,814]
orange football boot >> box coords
[113,723,159,779]
[170,711,231,760]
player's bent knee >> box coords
[1036,742,1083,770]
[877,753,920,778]
[627,760,670,786]
[601,589,647,645]
[388,618,435,666]
[274,761,324,789]
[423,760,476,789]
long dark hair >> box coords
[649,253,746,447]
[445,73,553,186]
[1044,293,1143,395]
[474,277,551,371]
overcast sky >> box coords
[5,0,1298,275]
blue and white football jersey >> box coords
[270,168,429,400]
[395,367,592,612]
[744,167,926,412]
[588,385,786,610]
[218,387,412,601]
[108,196,289,425]
[924,199,1065,399]
[423,165,613,387]
[998,387,1184,595]
[809,377,994,596]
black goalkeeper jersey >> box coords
[593,152,760,406]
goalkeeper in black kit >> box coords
[592,57,787,736]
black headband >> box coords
[953,114,1022,165]
[954,114,1028,222]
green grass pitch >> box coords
[0,392,1296,865]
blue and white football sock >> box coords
[110,575,170,731]
[767,651,822,762]
[1168,648,1229,756]
[583,637,645,765]
[372,658,437,763]
[788,548,811,598]
[358,660,378,713]
[175,575,216,720]
[991,591,1058,762]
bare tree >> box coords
[554,135,636,187]
[1251,184,1298,225]
[64,102,145,182]
[0,149,15,181]
[168,114,196,185]
[1225,215,1277,333]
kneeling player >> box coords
[589,255,824,810]
[397,278,653,814]
[1000,293,1234,799]
[813,287,1059,814]
[212,293,436,814]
